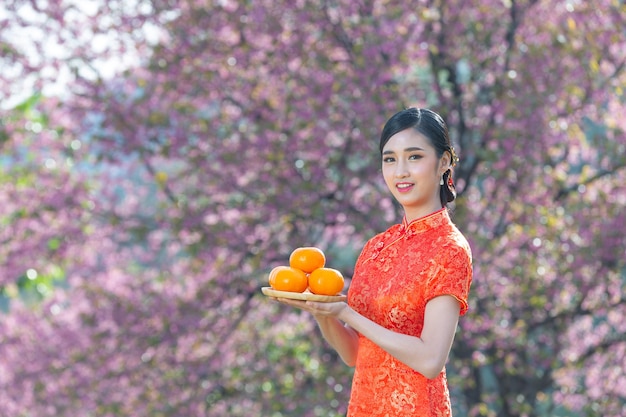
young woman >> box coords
[277,108,473,416]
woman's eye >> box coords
[383,157,395,163]
[409,154,423,160]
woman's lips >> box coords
[396,182,414,193]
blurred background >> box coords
[0,1,625,416]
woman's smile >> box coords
[395,182,415,193]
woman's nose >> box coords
[395,161,409,178]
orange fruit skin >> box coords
[268,266,309,293]
[289,247,326,273]
[308,267,344,296]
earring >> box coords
[440,177,444,186]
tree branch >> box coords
[555,162,626,201]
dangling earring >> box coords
[440,177,444,186]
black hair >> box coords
[379,108,457,207]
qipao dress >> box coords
[346,208,473,417]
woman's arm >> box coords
[338,295,460,379]
[278,294,460,379]
[312,316,359,366]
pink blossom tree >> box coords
[0,1,624,416]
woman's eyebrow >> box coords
[382,146,425,155]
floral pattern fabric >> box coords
[346,208,473,417]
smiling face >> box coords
[382,128,450,222]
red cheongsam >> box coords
[346,208,473,417]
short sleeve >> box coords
[425,243,473,316]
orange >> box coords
[308,267,344,296]
[268,266,308,293]
[289,247,326,273]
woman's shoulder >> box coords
[436,226,471,258]
[448,223,472,254]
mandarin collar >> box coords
[400,208,449,236]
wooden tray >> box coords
[261,287,347,303]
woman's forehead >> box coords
[382,129,434,152]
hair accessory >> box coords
[440,177,444,186]
[448,176,454,188]
[449,147,459,167]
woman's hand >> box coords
[273,297,348,318]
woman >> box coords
[277,108,473,416]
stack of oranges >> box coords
[268,247,344,296]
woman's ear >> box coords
[439,151,452,175]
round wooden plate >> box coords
[261,287,347,302]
